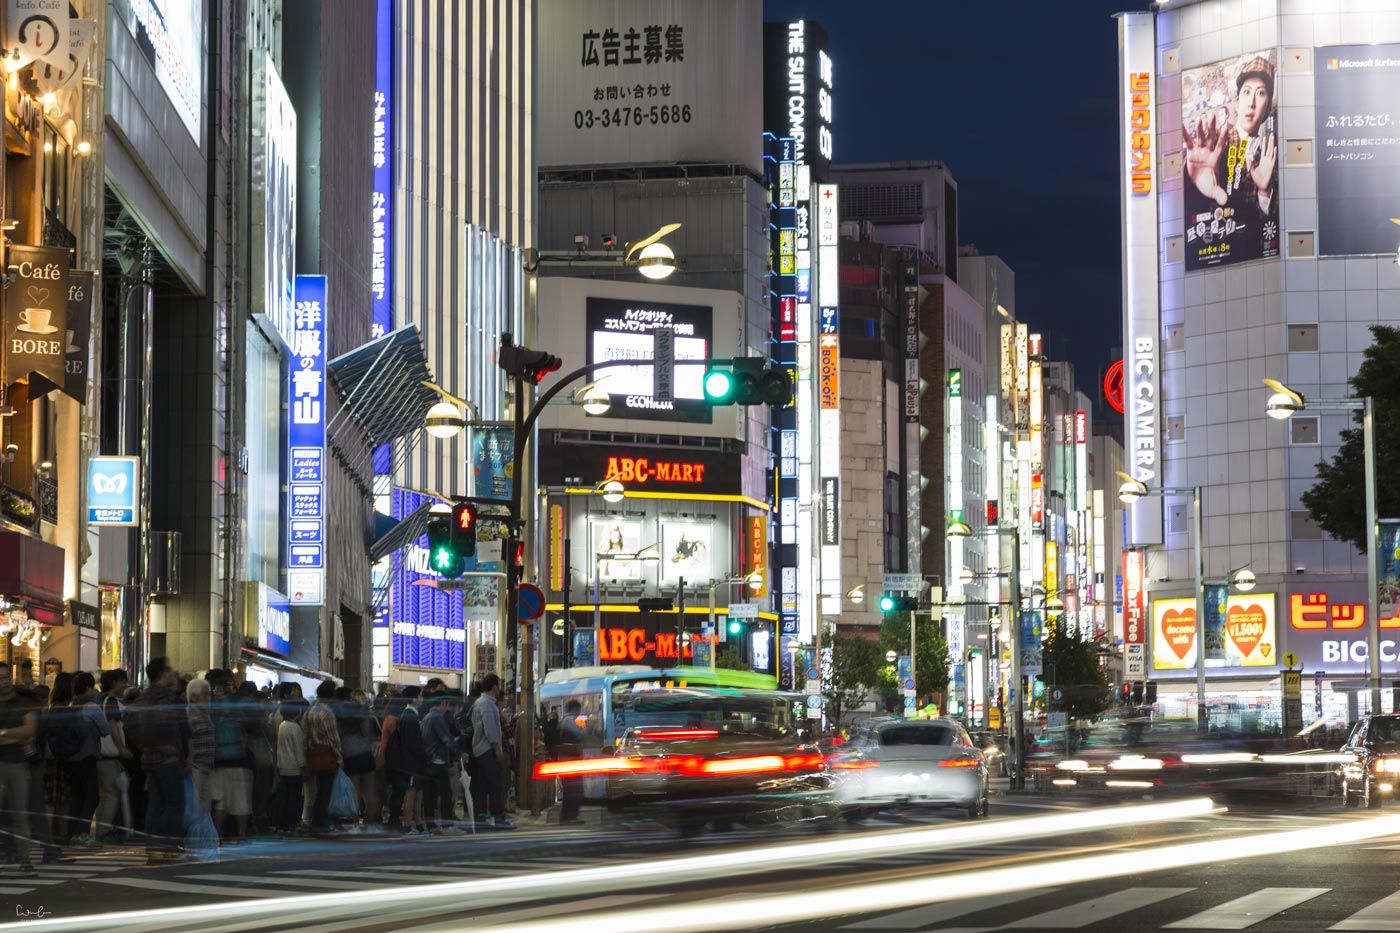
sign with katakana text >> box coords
[286,275,327,603]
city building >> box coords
[1117,0,1400,726]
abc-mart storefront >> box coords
[1148,583,1392,730]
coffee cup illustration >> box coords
[17,307,57,334]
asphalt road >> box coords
[3,791,1397,933]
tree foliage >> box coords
[822,629,884,726]
[714,646,749,671]
[1040,619,1111,719]
[874,611,949,713]
[1301,325,1400,550]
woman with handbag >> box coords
[302,680,343,831]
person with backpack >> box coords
[94,670,130,841]
[379,692,406,829]
[125,658,189,864]
[211,682,255,842]
[64,672,109,844]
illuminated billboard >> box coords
[1152,594,1277,671]
[586,296,712,423]
[1181,49,1281,270]
[1315,44,1400,256]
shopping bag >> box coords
[185,811,219,858]
[328,768,360,820]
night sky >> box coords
[764,0,1131,398]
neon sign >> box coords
[1128,71,1152,194]
[603,456,707,485]
[598,626,698,663]
[1290,592,1400,629]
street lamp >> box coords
[1263,376,1381,714]
[595,480,626,504]
[1232,567,1256,592]
[846,584,865,605]
[574,382,612,416]
[885,650,897,663]
[1117,469,1207,732]
[424,400,467,439]
[624,223,682,280]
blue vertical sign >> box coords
[286,275,327,605]
[390,488,466,671]
[371,0,394,475]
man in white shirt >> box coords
[468,674,511,829]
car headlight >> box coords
[1377,757,1400,774]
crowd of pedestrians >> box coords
[0,656,522,872]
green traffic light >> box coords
[433,546,455,570]
[703,368,734,402]
[879,594,896,612]
[727,619,743,635]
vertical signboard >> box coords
[764,20,834,179]
[1380,519,1400,619]
[252,52,297,346]
[62,270,96,402]
[999,323,1015,429]
[1074,410,1088,512]
[86,456,140,526]
[1122,547,1146,647]
[4,244,70,387]
[1118,12,1163,545]
[905,267,921,422]
[747,514,769,598]
[286,275,327,606]
[371,0,393,340]
[817,183,841,617]
[1203,581,1228,661]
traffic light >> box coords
[637,597,673,612]
[878,593,918,613]
[727,618,744,636]
[1119,682,1132,703]
[1144,681,1158,704]
[1131,681,1144,704]
[425,515,464,579]
[702,357,792,407]
[498,337,562,384]
[451,500,478,558]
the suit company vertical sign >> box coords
[286,275,327,606]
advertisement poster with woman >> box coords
[1182,50,1280,270]
[591,518,644,580]
[661,520,712,584]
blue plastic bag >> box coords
[186,812,219,857]
[328,768,360,821]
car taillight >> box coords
[634,728,720,741]
[672,752,826,777]
[938,757,981,769]
[534,757,649,779]
[829,758,879,770]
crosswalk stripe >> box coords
[1165,887,1331,929]
[275,867,474,884]
[393,894,654,933]
[92,877,284,897]
[0,887,35,895]
[1332,890,1400,930]
[839,889,1057,930]
[1003,887,1195,929]
[186,873,371,890]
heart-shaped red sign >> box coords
[1227,604,1267,658]
[1161,608,1196,660]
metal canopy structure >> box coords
[369,497,434,564]
[326,325,438,478]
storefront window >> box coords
[99,587,122,671]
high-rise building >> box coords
[1117,1,1400,725]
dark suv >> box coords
[1340,714,1400,808]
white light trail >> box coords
[466,814,1400,933]
[0,799,1215,932]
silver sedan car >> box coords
[832,717,990,818]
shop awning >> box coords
[326,325,437,456]
[0,531,65,624]
[368,498,434,564]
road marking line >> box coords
[1003,887,1195,929]
[274,867,473,883]
[1165,887,1331,929]
[186,873,370,890]
[1332,890,1400,930]
[839,889,1056,930]
[392,894,654,933]
[91,877,283,897]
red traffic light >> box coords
[452,501,477,532]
